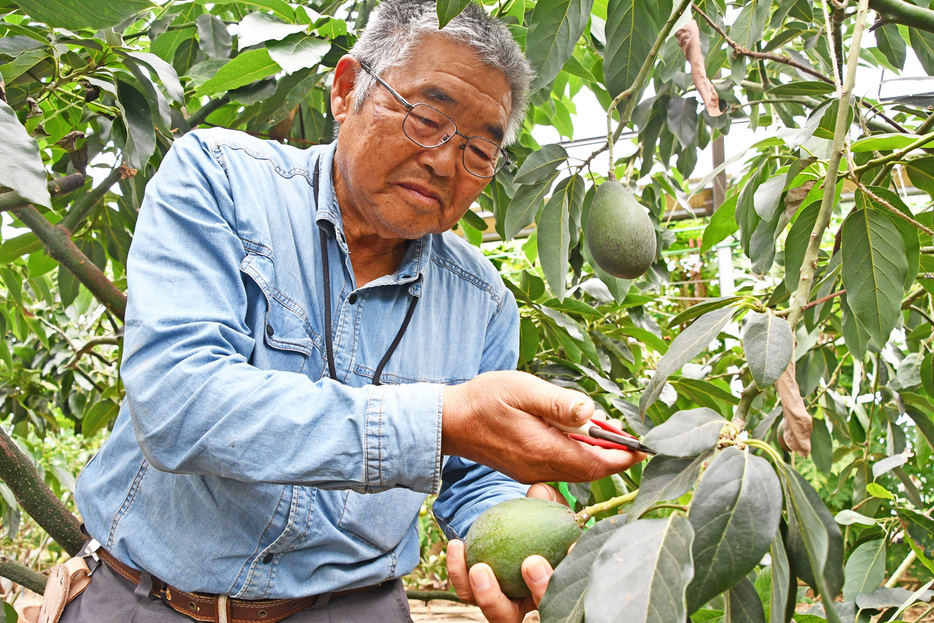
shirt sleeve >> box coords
[120,131,444,494]
[432,286,530,539]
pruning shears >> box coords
[550,411,657,456]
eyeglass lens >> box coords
[403,103,504,178]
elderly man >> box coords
[62,1,644,622]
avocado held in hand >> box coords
[463,497,583,599]
[586,180,657,279]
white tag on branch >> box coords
[777,363,812,457]
[676,19,722,117]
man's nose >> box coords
[417,140,461,178]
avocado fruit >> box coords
[463,497,582,599]
[585,180,657,279]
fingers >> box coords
[527,482,569,507]
[468,563,526,623]
[521,555,554,607]
[446,540,475,604]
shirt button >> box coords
[262,553,274,564]
[265,324,274,337]
[348,293,358,305]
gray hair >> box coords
[348,0,534,145]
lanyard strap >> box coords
[314,160,418,386]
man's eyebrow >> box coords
[420,86,505,143]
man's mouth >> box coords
[397,182,443,208]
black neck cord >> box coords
[314,160,419,386]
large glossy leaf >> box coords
[726,576,766,623]
[525,0,594,92]
[778,464,845,618]
[11,0,150,30]
[840,209,907,349]
[842,539,886,602]
[782,200,820,291]
[742,312,793,389]
[898,509,934,559]
[906,157,934,196]
[850,133,919,153]
[641,408,726,458]
[237,12,307,49]
[909,28,934,75]
[539,175,584,301]
[436,0,471,28]
[629,450,714,520]
[604,0,658,98]
[123,51,185,103]
[195,48,282,96]
[686,448,782,613]
[504,174,557,240]
[700,195,738,253]
[856,187,920,289]
[115,80,156,170]
[875,23,906,70]
[267,35,330,74]
[770,530,792,623]
[666,97,697,150]
[514,145,569,185]
[0,101,50,208]
[539,515,626,623]
[196,14,233,59]
[640,306,735,414]
[584,515,695,623]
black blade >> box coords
[587,426,658,455]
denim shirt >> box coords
[74,128,528,599]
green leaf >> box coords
[195,48,282,97]
[539,177,579,300]
[687,448,783,613]
[898,509,934,560]
[436,0,471,28]
[842,539,886,602]
[115,80,156,170]
[11,0,150,30]
[667,296,742,329]
[753,174,786,221]
[584,515,695,623]
[668,378,738,417]
[238,12,307,49]
[840,209,907,349]
[82,400,118,437]
[866,482,893,500]
[906,157,934,196]
[267,34,330,74]
[525,0,594,92]
[640,307,735,414]
[211,0,295,21]
[770,531,792,623]
[856,187,920,289]
[504,174,557,240]
[604,0,658,98]
[810,417,832,474]
[642,408,727,458]
[0,233,41,265]
[875,23,906,70]
[700,195,738,253]
[514,145,569,185]
[667,97,698,149]
[909,28,934,75]
[766,81,835,98]
[0,101,51,208]
[539,515,627,623]
[58,265,79,309]
[726,576,766,623]
[123,51,184,103]
[742,312,793,389]
[629,449,713,520]
[851,133,919,153]
[196,14,232,59]
[779,465,845,611]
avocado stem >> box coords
[574,489,638,526]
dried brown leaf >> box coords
[777,363,812,457]
[676,19,721,117]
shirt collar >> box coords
[313,141,429,296]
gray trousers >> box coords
[59,560,415,623]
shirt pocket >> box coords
[338,488,426,552]
[240,251,319,374]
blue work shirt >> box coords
[75,128,528,599]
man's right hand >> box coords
[441,370,645,483]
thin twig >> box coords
[853,131,934,175]
[850,177,934,236]
[801,289,846,311]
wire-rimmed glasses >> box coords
[358,61,510,179]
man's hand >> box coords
[446,484,564,623]
[442,370,646,484]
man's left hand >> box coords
[445,484,564,623]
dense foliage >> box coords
[1,0,934,621]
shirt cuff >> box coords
[364,382,444,494]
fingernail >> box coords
[528,560,549,584]
[472,567,492,590]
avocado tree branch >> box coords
[604,0,694,177]
[0,174,87,213]
[848,176,934,236]
[0,556,48,594]
[60,165,128,233]
[787,0,871,331]
[854,130,934,175]
[869,0,934,34]
[185,94,231,130]
[10,205,127,321]
[0,427,84,557]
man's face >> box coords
[331,36,513,241]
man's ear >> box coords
[331,55,360,124]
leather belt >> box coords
[97,548,378,623]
